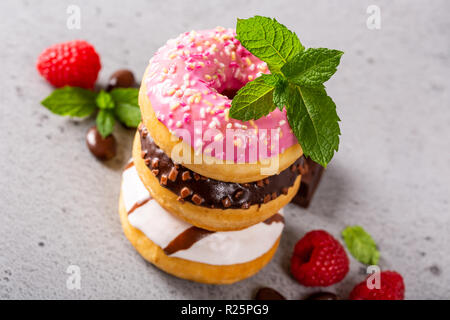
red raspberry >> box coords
[37,40,101,89]
[290,230,349,287]
[349,271,405,300]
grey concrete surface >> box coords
[0,0,449,300]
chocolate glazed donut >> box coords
[138,125,306,210]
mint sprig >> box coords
[230,16,343,167]
[342,225,380,265]
[41,86,141,138]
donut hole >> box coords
[216,78,248,100]
[220,87,240,100]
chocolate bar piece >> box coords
[292,158,324,208]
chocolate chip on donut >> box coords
[160,175,168,185]
[168,167,178,182]
[181,171,191,181]
[141,128,148,138]
[180,187,191,198]
[151,158,159,169]
[222,197,232,208]
[234,191,244,200]
[192,194,204,205]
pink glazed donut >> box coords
[139,27,302,183]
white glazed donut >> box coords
[121,161,284,266]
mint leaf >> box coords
[110,88,141,127]
[260,73,282,86]
[41,86,97,117]
[261,74,288,110]
[96,90,115,110]
[96,110,115,138]
[342,225,380,265]
[273,84,288,111]
[236,16,304,73]
[285,85,340,167]
[229,77,276,121]
[282,48,343,87]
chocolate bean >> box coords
[86,126,116,161]
[160,175,168,185]
[107,69,136,91]
[263,194,271,203]
[151,169,159,176]
[305,292,338,300]
[256,180,264,187]
[255,287,286,300]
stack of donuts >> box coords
[119,27,306,284]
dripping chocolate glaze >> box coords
[162,213,285,255]
[163,227,213,255]
[263,213,284,225]
[139,125,305,209]
[127,197,151,215]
